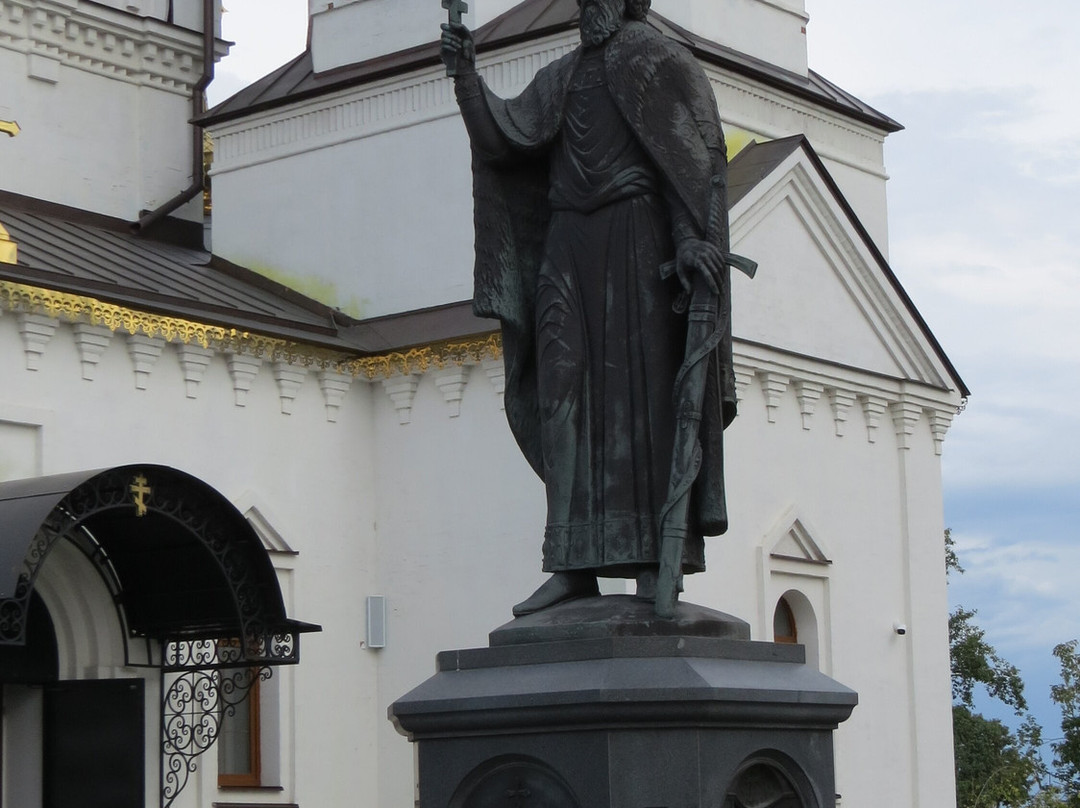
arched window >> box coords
[773,597,797,644]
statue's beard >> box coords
[580,0,624,46]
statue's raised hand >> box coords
[441,22,476,77]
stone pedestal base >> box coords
[390,597,856,808]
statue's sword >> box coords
[441,0,469,77]
[655,175,757,619]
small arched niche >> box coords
[773,590,819,669]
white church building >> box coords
[0,0,966,806]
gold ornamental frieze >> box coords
[0,280,501,378]
[346,333,501,380]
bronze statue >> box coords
[442,0,751,618]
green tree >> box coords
[951,605,1027,714]
[1028,787,1069,808]
[954,705,1041,807]
[947,529,1048,806]
[1050,640,1080,806]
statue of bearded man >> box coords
[442,0,737,616]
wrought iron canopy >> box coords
[0,465,319,661]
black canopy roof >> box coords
[0,465,319,648]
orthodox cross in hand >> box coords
[441,0,470,77]
[442,0,467,24]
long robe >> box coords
[458,20,736,576]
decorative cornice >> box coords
[0,0,212,94]
[209,36,579,178]
[705,68,888,180]
[0,279,502,380]
[1,279,957,452]
[347,335,500,380]
[208,31,881,184]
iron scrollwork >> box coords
[161,663,271,808]
[0,508,80,645]
[162,632,299,672]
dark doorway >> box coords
[43,679,145,808]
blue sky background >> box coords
[210,0,1080,751]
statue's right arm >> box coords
[441,22,516,163]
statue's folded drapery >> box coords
[463,21,736,577]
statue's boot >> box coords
[635,568,658,601]
[634,567,683,601]
[512,571,599,617]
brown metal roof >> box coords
[0,191,497,354]
[198,0,900,134]
[0,191,360,348]
[728,136,806,208]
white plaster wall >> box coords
[0,0,213,221]
[311,0,436,73]
[210,33,892,319]
[731,198,902,373]
[94,0,170,20]
[309,0,809,76]
[170,0,223,36]
[367,369,547,802]
[653,0,809,75]
[212,109,475,318]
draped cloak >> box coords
[467,21,737,559]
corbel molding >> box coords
[1,0,219,94]
[1,280,962,452]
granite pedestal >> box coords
[390,596,857,807]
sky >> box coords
[209,0,1080,750]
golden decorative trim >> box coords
[0,223,15,265]
[0,280,501,379]
[344,333,501,380]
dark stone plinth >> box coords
[489,594,750,646]
[390,600,857,808]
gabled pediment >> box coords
[771,520,830,565]
[765,507,831,565]
[232,492,298,555]
[728,137,963,395]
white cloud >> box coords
[208,0,308,106]
[806,0,1080,160]
[898,234,1080,311]
[950,535,1080,652]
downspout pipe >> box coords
[132,0,215,235]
